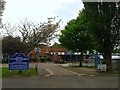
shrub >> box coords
[2,59,8,64]
[40,56,46,62]
[32,58,37,62]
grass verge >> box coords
[62,66,95,74]
[71,65,95,68]
[62,66,119,74]
[0,67,37,78]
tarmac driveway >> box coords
[37,63,79,76]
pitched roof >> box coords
[28,47,68,56]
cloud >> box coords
[1,0,84,44]
[54,0,84,28]
[55,1,83,19]
[2,0,84,27]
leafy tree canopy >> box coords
[2,35,25,55]
[3,17,61,54]
[59,10,96,52]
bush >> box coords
[2,59,8,64]
[32,58,37,62]
[40,56,46,62]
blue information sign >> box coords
[8,53,29,70]
[64,52,74,55]
[94,51,101,68]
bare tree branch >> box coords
[17,17,61,53]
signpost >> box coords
[64,52,74,63]
[34,47,41,54]
[64,52,74,55]
[9,53,29,70]
[94,51,101,68]
[34,47,41,74]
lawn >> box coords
[62,66,95,73]
[62,66,119,74]
[0,67,37,78]
[71,65,95,68]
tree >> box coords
[18,17,61,54]
[0,0,5,61]
[50,43,64,48]
[3,17,61,54]
[0,0,5,8]
[2,35,25,55]
[83,2,120,71]
[59,10,96,67]
[0,0,5,15]
[3,22,16,36]
[0,0,6,28]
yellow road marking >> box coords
[90,74,95,76]
[45,69,53,76]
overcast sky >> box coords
[1,0,84,44]
[2,0,84,27]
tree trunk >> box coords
[79,52,84,67]
[103,52,112,72]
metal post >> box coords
[35,62,38,74]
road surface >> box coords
[2,63,119,88]
[37,63,79,76]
